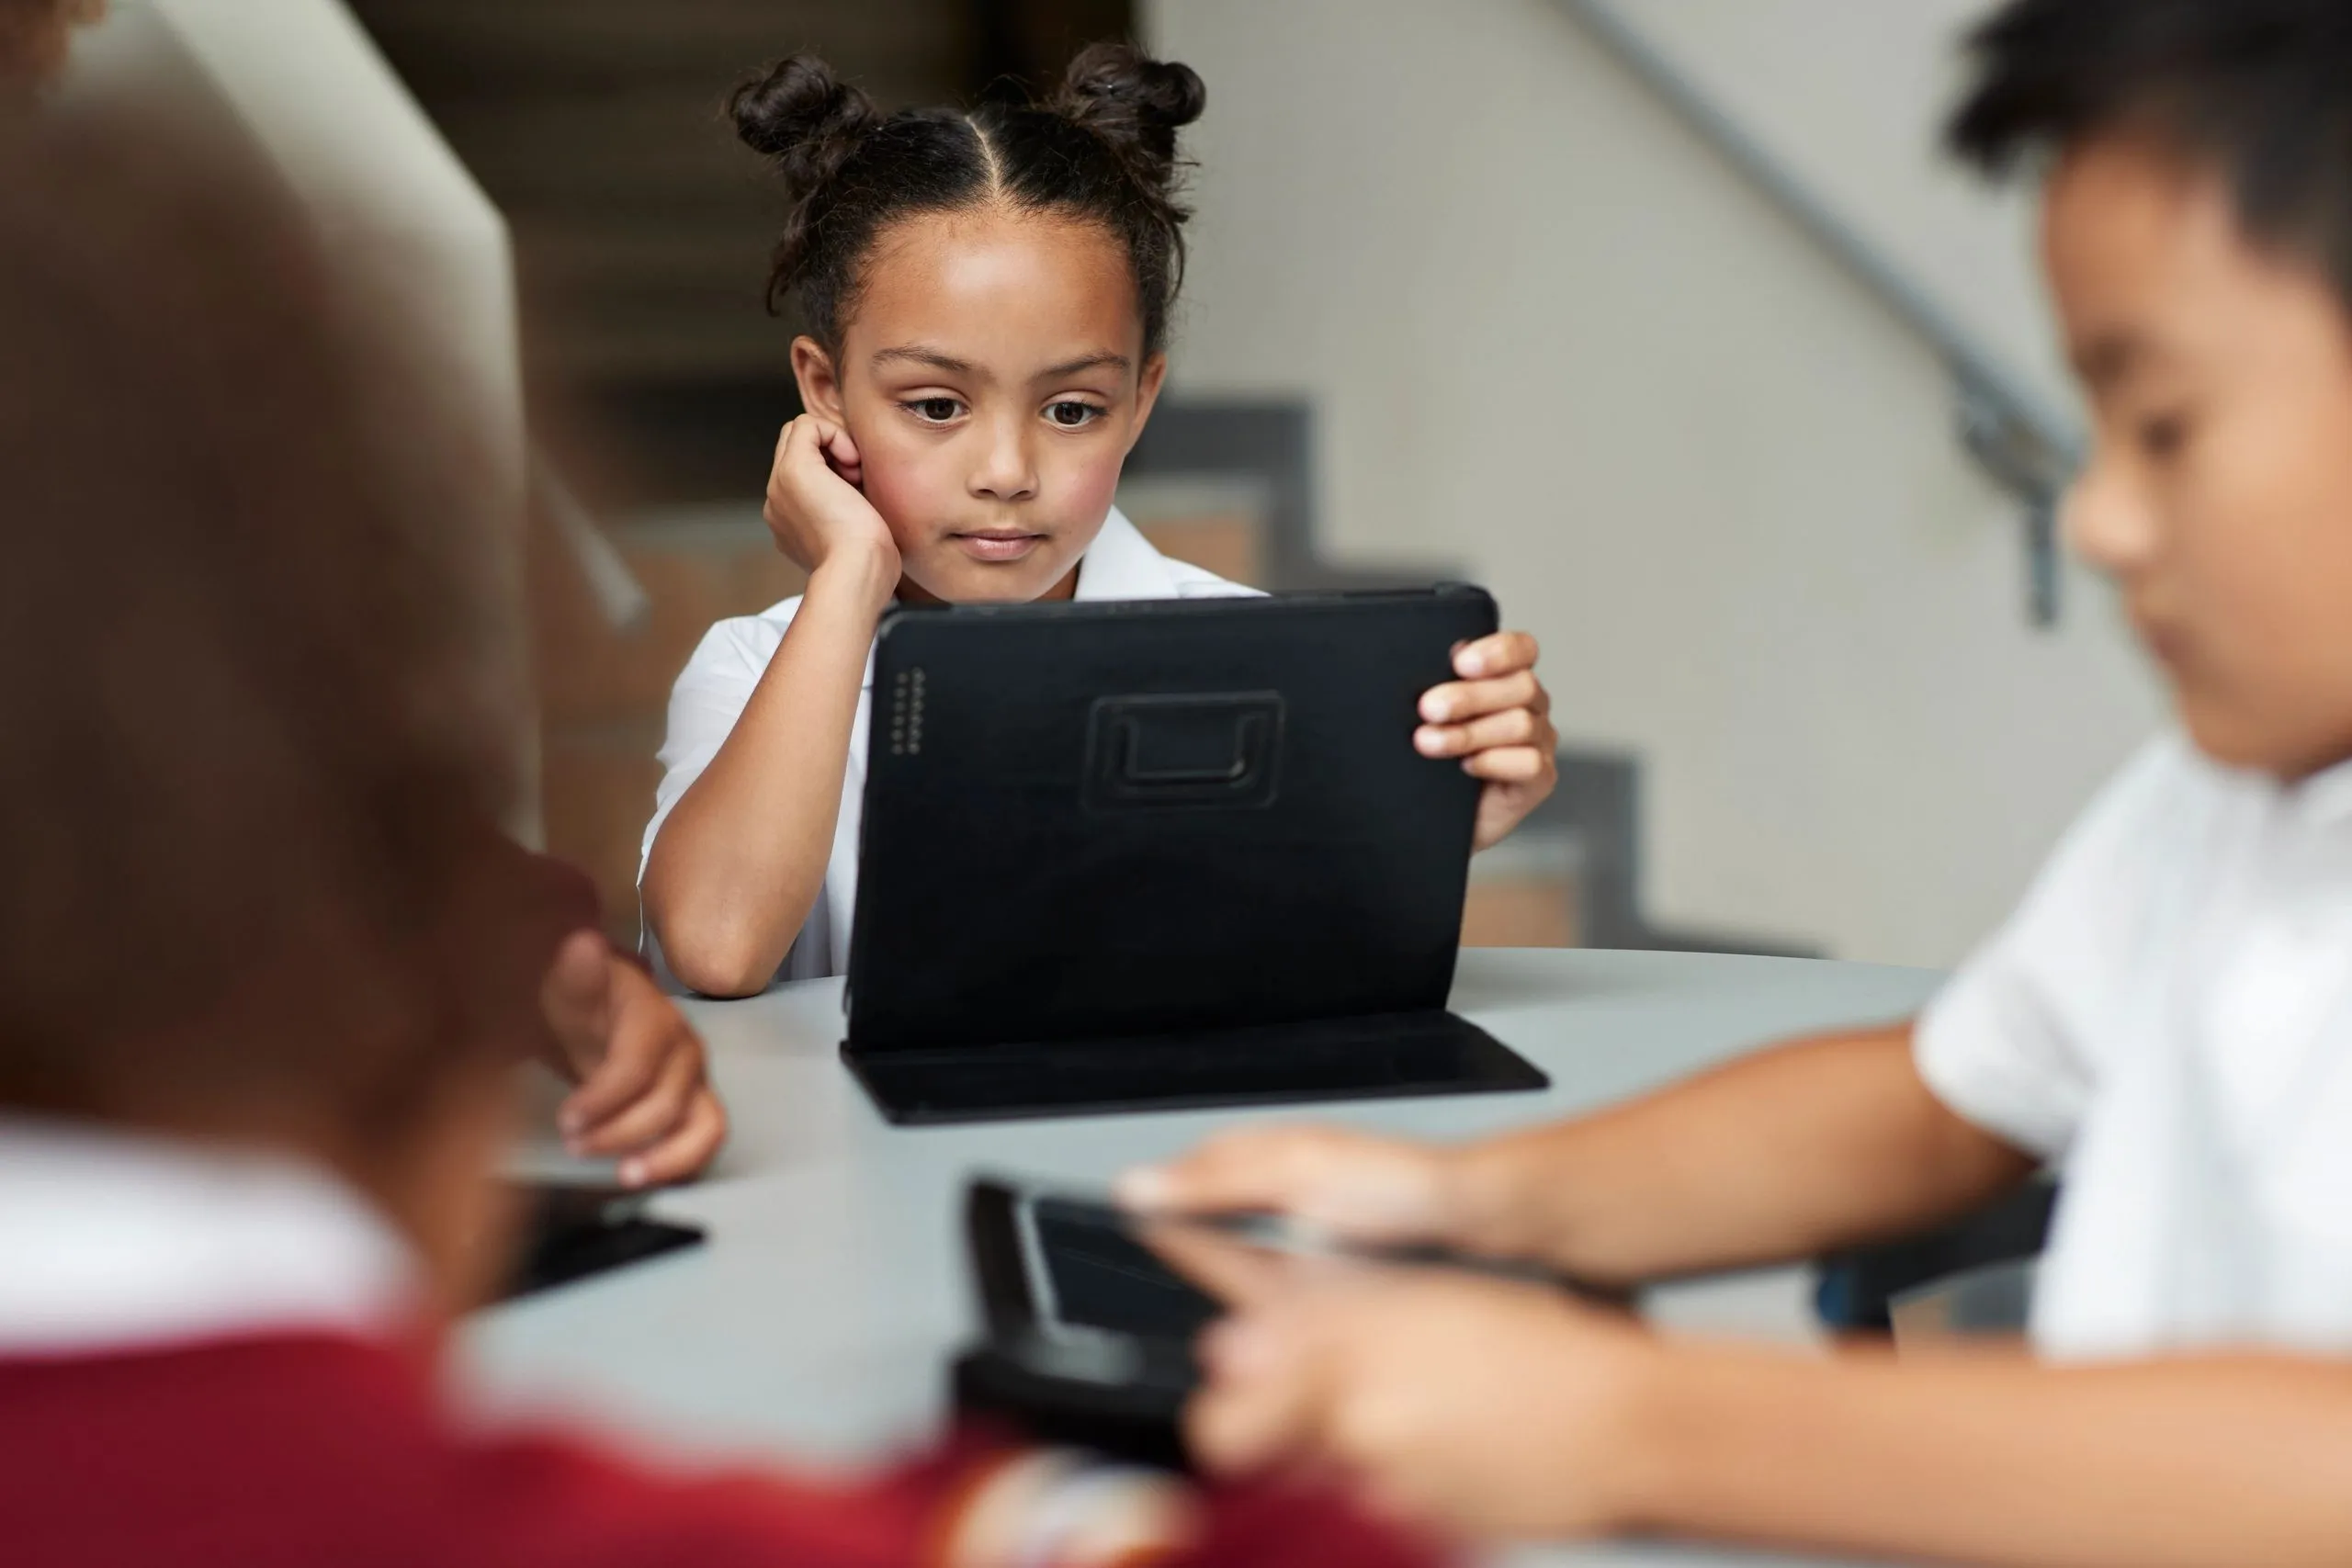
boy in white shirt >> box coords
[1121,1,2352,1561]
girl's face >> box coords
[793,206,1167,604]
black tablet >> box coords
[496,1182,705,1302]
[843,587,1550,1123]
[952,1175,1623,1466]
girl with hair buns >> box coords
[640,44,1559,997]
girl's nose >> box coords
[969,415,1038,503]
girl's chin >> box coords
[898,556,1076,606]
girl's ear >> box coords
[1125,352,1170,456]
[790,336,848,423]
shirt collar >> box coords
[1073,506,1183,602]
[2290,751,2352,830]
[859,506,1177,691]
[0,1115,419,1356]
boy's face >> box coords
[2044,136,2352,778]
[805,207,1165,604]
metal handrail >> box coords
[1556,0,2081,625]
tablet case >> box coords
[949,1178,1634,1469]
[952,1179,1197,1470]
[843,587,1548,1123]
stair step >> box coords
[1120,474,1271,590]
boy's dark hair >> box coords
[1949,0,2352,308]
[730,41,1204,357]
[0,109,563,1143]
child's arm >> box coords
[1178,1263,2352,1566]
[1624,1338,2352,1567]
[1124,1023,2035,1284]
[640,417,899,998]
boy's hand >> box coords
[1165,1229,1653,1543]
[763,413,899,593]
[1415,632,1558,851]
[541,931,728,1188]
[1118,1125,1463,1248]
[947,1452,1200,1568]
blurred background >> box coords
[91,0,2164,970]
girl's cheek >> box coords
[854,431,958,538]
[1050,446,1125,526]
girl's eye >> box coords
[1046,400,1104,429]
[907,398,964,423]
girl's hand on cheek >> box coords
[1415,632,1559,851]
[763,413,899,600]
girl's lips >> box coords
[952,531,1046,563]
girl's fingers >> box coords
[1420,671,1541,725]
[1417,707,1543,759]
[781,415,863,489]
[1453,630,1540,680]
[1464,746,1552,783]
[817,419,862,472]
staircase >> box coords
[353,0,1728,958]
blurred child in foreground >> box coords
[0,93,1430,1568]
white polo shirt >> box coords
[1917,733,2352,1360]
[640,508,1258,987]
[0,1115,414,1357]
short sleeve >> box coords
[1914,738,2194,1161]
[637,614,786,884]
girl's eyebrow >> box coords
[1035,351,1133,381]
[871,345,976,377]
[867,346,1133,380]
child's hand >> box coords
[1119,1124,1463,1248]
[946,1451,1200,1567]
[542,931,728,1188]
[1168,1231,1653,1544]
[762,413,899,589]
[1415,631,1558,851]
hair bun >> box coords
[1054,42,1205,186]
[730,54,878,190]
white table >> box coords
[469,947,1943,1566]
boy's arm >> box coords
[1180,1262,2352,1567]
[1127,1024,2035,1283]
[1450,1023,2035,1281]
[1630,1340,2352,1568]
[641,547,895,998]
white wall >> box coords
[1147,0,2164,968]
[75,0,542,838]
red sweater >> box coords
[0,1331,1440,1568]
